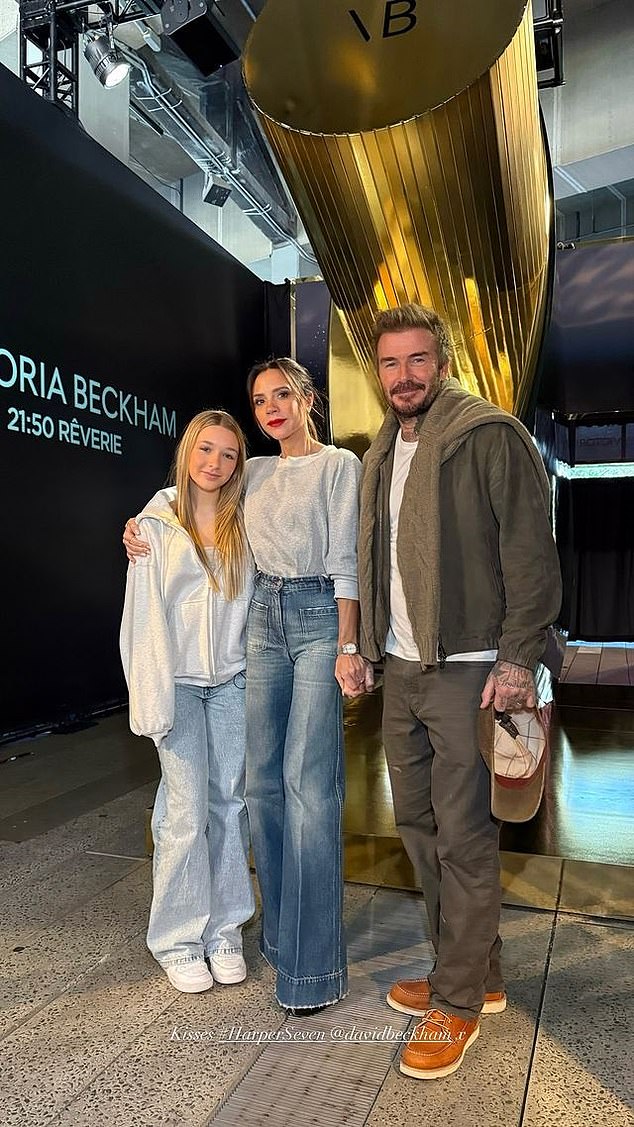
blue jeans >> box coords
[147,675,255,968]
[245,574,347,1009]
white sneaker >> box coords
[166,961,214,993]
[208,951,247,984]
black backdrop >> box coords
[556,479,634,641]
[0,66,287,736]
[536,240,634,639]
[539,241,634,414]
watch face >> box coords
[340,643,358,655]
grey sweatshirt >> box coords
[120,489,253,745]
[244,446,361,599]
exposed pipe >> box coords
[234,0,259,20]
[122,46,316,260]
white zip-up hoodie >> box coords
[120,488,253,746]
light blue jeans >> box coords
[147,674,255,968]
[245,573,347,1009]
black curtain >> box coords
[263,279,291,360]
[556,478,634,640]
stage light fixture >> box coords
[84,32,130,88]
[160,0,240,77]
[203,173,231,207]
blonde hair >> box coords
[246,357,324,442]
[372,303,453,369]
[171,409,248,601]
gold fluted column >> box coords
[244,0,551,438]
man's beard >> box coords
[387,372,443,420]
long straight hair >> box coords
[171,409,248,601]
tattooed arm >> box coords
[480,660,536,713]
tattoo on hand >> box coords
[491,661,533,690]
[488,660,537,712]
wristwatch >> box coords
[337,642,359,656]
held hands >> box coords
[480,659,536,713]
[125,514,375,700]
[123,518,150,562]
[335,654,375,699]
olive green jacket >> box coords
[358,378,562,670]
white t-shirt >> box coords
[385,430,497,664]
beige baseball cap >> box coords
[478,703,550,823]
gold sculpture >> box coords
[244,0,550,444]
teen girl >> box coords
[120,410,254,993]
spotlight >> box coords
[84,32,130,88]
[203,173,231,207]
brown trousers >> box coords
[382,654,503,1019]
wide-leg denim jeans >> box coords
[245,574,347,1009]
[147,674,255,968]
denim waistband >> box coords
[254,572,334,592]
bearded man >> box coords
[358,303,561,1079]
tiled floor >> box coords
[1,693,633,1126]
[560,643,634,686]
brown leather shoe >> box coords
[400,1009,480,1079]
[387,978,506,1017]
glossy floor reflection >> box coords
[342,683,634,898]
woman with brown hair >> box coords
[242,358,368,1014]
